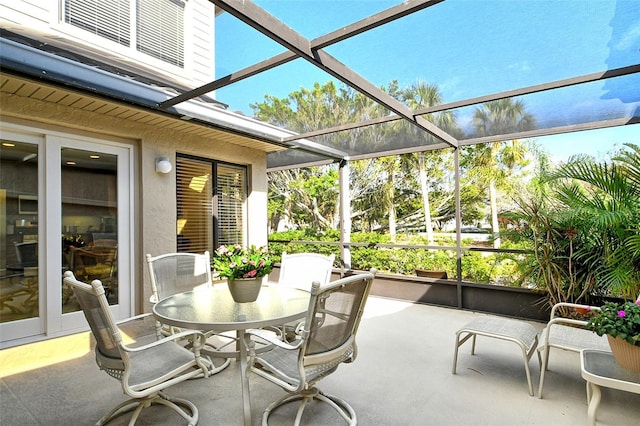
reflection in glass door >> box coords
[61,149,118,313]
[1,128,131,345]
[0,140,40,323]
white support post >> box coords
[339,158,351,273]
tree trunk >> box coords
[419,152,434,245]
[387,169,396,243]
[489,180,501,248]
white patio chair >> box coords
[146,251,232,371]
[277,251,335,291]
[538,293,640,398]
[243,269,376,425]
[63,271,212,426]
[537,301,610,399]
[275,252,335,341]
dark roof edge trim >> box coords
[0,37,347,160]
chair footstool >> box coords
[452,316,540,396]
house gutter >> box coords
[0,37,347,162]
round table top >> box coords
[152,284,310,332]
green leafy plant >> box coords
[587,300,640,346]
[212,244,273,280]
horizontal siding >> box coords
[189,0,215,87]
[1,0,51,25]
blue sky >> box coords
[536,125,639,163]
[214,0,639,160]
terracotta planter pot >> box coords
[227,277,264,303]
[607,335,640,373]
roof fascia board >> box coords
[267,158,336,173]
[1,37,347,159]
[210,0,459,149]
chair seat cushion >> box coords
[542,324,610,352]
[128,342,197,390]
[256,343,354,387]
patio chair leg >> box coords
[520,343,535,396]
[262,387,355,426]
[96,399,140,426]
[452,331,475,374]
[538,346,550,399]
[95,392,198,426]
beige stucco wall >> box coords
[1,92,269,313]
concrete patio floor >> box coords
[2,296,639,426]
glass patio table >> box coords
[580,349,640,426]
[152,283,310,426]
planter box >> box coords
[370,273,550,322]
[269,267,550,322]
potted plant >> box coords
[212,244,273,302]
[587,299,640,372]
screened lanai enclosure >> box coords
[2,0,639,307]
[194,0,638,165]
[201,0,640,298]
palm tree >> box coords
[511,143,640,306]
[470,99,535,248]
[549,143,640,298]
[400,82,458,244]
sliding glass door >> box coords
[0,126,133,344]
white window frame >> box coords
[53,0,192,80]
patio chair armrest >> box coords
[115,312,153,325]
[549,302,600,320]
[122,329,207,353]
[547,316,591,328]
[245,328,303,350]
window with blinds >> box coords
[215,164,247,247]
[137,0,185,68]
[64,0,131,46]
[176,155,246,254]
[63,0,184,68]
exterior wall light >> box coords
[155,156,172,174]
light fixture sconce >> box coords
[155,156,172,174]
